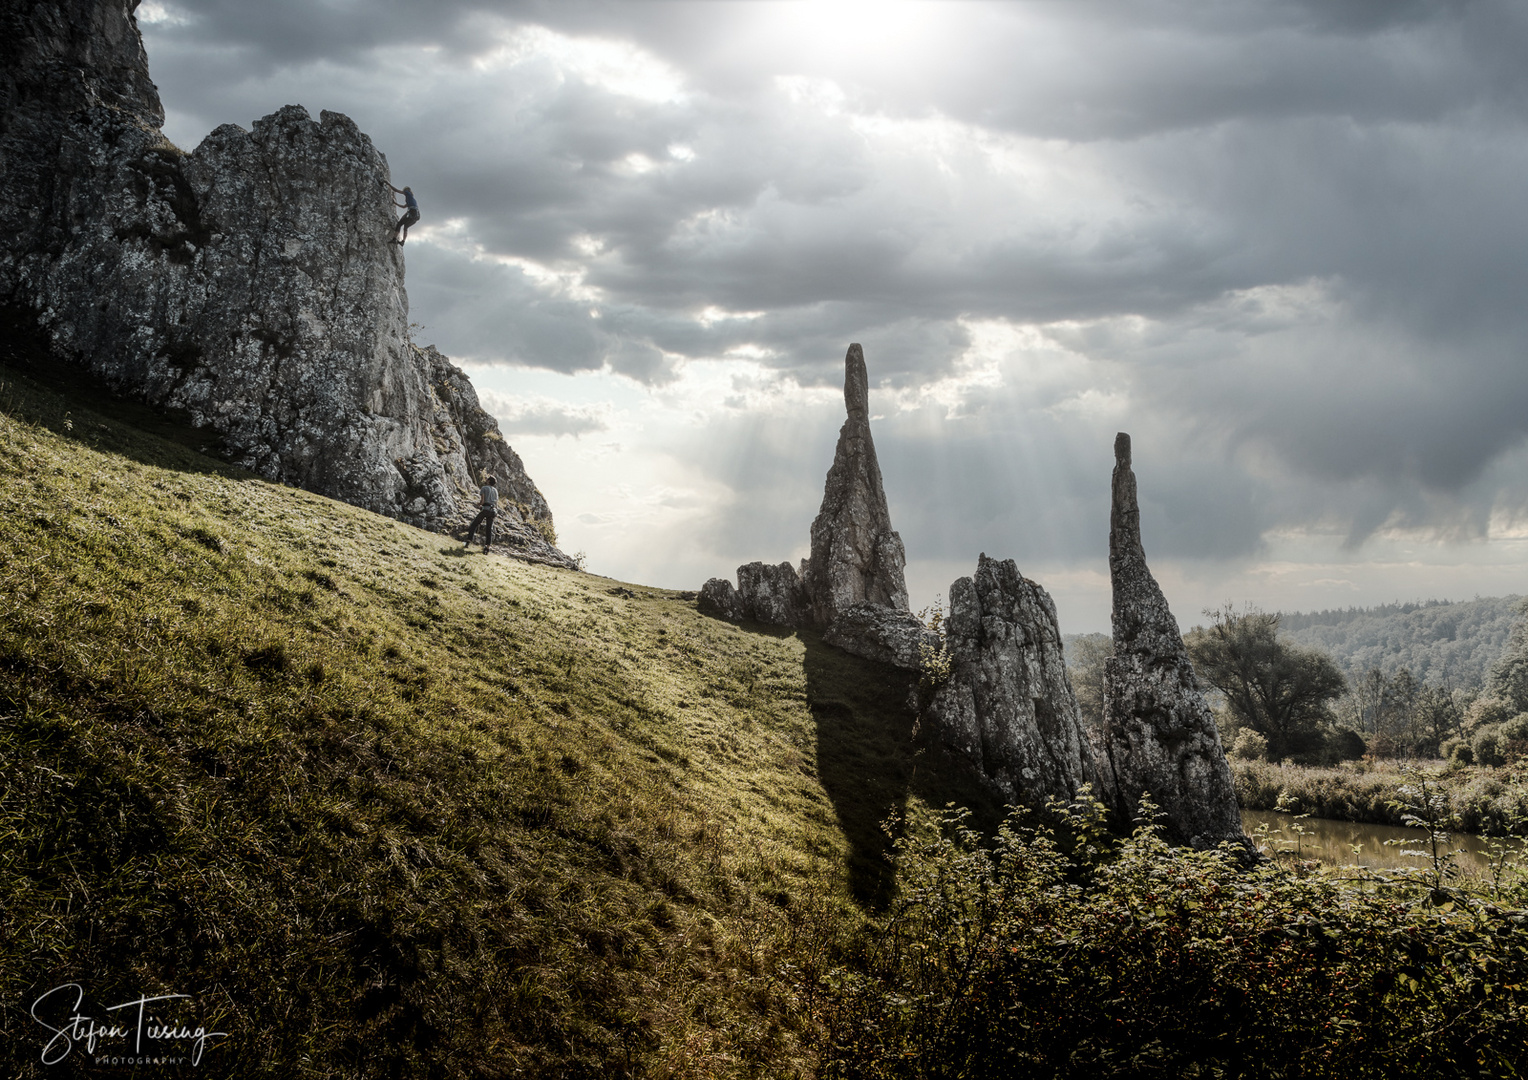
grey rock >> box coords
[737,561,808,627]
[698,578,745,622]
[0,0,565,556]
[926,554,1111,809]
[1099,433,1247,851]
[699,562,807,626]
[823,603,939,671]
[803,344,909,626]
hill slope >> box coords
[0,361,997,1078]
[1277,597,1524,690]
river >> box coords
[1241,809,1519,879]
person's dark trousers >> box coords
[464,507,496,550]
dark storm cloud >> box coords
[137,0,1528,564]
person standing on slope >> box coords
[463,476,499,553]
[386,181,419,245]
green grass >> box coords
[0,360,991,1078]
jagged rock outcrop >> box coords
[925,554,1113,808]
[1098,433,1246,850]
[823,603,939,671]
[0,0,569,565]
[803,344,909,626]
[737,561,808,626]
[698,342,906,635]
[699,561,807,625]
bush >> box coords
[1328,727,1366,762]
[1443,738,1475,767]
[1474,726,1507,768]
[818,801,1528,1078]
[1231,728,1268,761]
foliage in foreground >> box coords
[818,799,1528,1079]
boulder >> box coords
[736,561,808,627]
[925,555,1111,808]
[0,0,564,554]
[802,344,909,626]
[1098,433,1248,851]
[823,603,940,671]
[698,578,746,622]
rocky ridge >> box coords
[0,0,572,568]
[700,359,1243,840]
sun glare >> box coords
[748,0,942,67]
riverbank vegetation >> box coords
[1235,759,1528,837]
[818,799,1528,1078]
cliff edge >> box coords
[0,0,571,566]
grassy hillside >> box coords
[0,358,997,1078]
[7,354,1528,1078]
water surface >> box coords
[1240,809,1516,879]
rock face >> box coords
[823,603,940,670]
[1098,433,1246,849]
[0,0,567,562]
[803,344,909,626]
[926,555,1112,808]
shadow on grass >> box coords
[0,303,244,477]
[801,633,1006,909]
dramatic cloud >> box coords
[138,0,1528,630]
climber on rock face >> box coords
[386,182,419,245]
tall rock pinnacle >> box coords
[803,344,909,626]
[0,0,570,565]
[1099,433,1246,850]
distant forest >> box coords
[1067,595,1524,693]
[1276,596,1524,691]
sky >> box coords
[135,0,1528,634]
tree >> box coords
[1065,633,1111,733]
[1185,605,1347,761]
[1487,600,1528,714]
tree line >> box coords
[1066,598,1528,764]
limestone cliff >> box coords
[1099,433,1247,850]
[0,0,571,566]
[701,342,906,630]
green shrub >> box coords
[1475,726,1507,768]
[1231,728,1268,761]
[1445,738,1475,767]
[1328,727,1367,762]
[818,801,1528,1079]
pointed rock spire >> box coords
[803,344,909,627]
[1100,433,1248,851]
